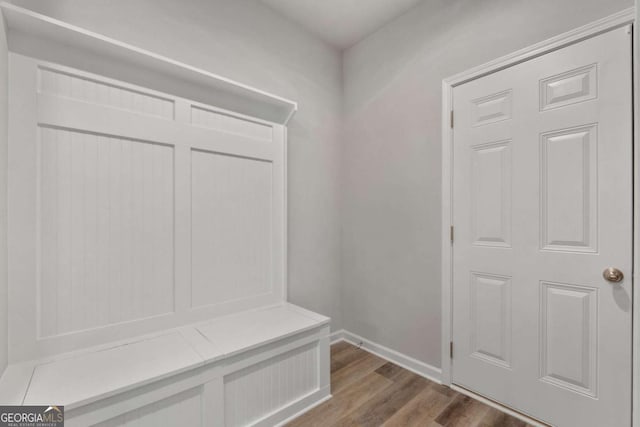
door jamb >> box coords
[440,5,636,421]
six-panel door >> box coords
[452,26,633,427]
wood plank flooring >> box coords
[287,342,531,427]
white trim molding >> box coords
[443,7,635,87]
[329,329,346,345]
[329,331,549,425]
[331,329,442,384]
[441,4,635,423]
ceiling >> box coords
[260,0,425,49]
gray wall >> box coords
[635,0,639,420]
[342,0,633,368]
[10,0,344,330]
[0,9,7,377]
[3,0,635,374]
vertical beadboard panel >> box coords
[223,344,319,427]
[93,386,203,427]
[38,127,175,337]
[38,67,175,120]
[190,106,273,141]
[11,56,288,360]
[190,150,272,308]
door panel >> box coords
[452,26,632,427]
[540,281,598,397]
[470,272,512,369]
[471,140,512,247]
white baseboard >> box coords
[330,331,554,425]
[330,331,550,425]
[329,329,345,344]
[330,329,442,384]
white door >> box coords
[452,26,632,427]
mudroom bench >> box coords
[0,304,330,426]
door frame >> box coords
[440,6,636,423]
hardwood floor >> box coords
[287,342,531,427]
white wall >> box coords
[342,0,633,368]
[9,0,344,330]
[0,9,7,377]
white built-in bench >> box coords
[0,5,331,426]
[0,304,330,426]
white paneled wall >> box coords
[38,67,175,120]
[9,56,286,361]
[191,106,272,141]
[223,343,319,427]
[38,128,174,337]
[2,10,331,426]
[191,150,272,308]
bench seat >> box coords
[0,303,331,427]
